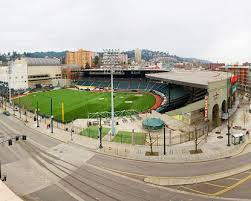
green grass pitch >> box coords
[16,89,156,123]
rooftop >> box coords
[146,69,231,89]
[23,57,61,66]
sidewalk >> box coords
[3,101,251,163]
[18,112,251,163]
[0,180,23,201]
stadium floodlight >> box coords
[8,63,12,105]
[102,49,121,136]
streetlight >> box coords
[227,69,231,146]
[163,124,166,155]
[99,115,103,149]
[36,101,39,128]
[50,97,53,133]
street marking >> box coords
[204,182,226,188]
[226,177,241,181]
[103,167,146,177]
[213,173,251,196]
[179,186,211,196]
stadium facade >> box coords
[75,68,238,130]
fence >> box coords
[2,100,208,147]
[150,125,209,146]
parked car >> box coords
[3,111,10,116]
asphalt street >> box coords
[0,113,250,201]
[87,150,251,177]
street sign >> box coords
[231,84,237,94]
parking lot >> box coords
[172,170,251,199]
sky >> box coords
[0,0,251,63]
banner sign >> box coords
[230,75,238,85]
[204,95,208,121]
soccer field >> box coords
[16,89,156,123]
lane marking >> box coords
[179,186,211,196]
[213,173,251,196]
[102,167,146,177]
[204,182,227,188]
[226,177,241,181]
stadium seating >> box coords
[75,78,206,112]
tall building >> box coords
[220,65,249,91]
[66,49,92,68]
[135,48,142,64]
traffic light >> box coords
[22,135,26,141]
[8,140,12,146]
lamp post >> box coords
[36,101,39,127]
[99,115,103,148]
[227,69,231,146]
[163,124,166,155]
[19,96,21,119]
[50,97,53,133]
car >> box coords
[3,111,10,116]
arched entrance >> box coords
[212,104,220,128]
[221,100,227,113]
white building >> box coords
[0,57,63,90]
[0,58,28,90]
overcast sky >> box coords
[0,0,250,63]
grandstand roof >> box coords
[146,70,231,89]
[23,57,61,66]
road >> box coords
[0,114,250,201]
[87,147,251,177]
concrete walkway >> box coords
[0,181,23,201]
[12,107,251,164]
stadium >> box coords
[16,68,206,121]
[9,67,238,146]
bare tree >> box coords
[242,109,249,129]
[191,124,204,154]
[146,131,157,155]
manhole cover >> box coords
[217,136,223,139]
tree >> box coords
[146,131,157,155]
[85,62,90,69]
[242,109,249,129]
[93,56,99,66]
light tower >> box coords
[103,49,120,136]
[8,62,12,105]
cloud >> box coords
[0,0,250,63]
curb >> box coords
[144,163,251,186]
